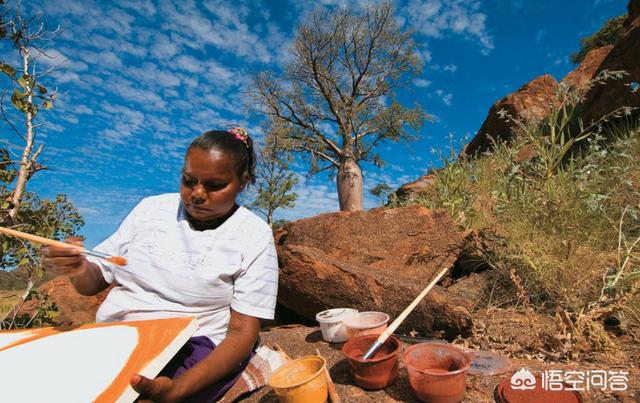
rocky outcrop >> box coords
[20,277,111,326]
[461,75,559,157]
[580,2,640,125]
[394,173,436,201]
[275,206,473,339]
[562,45,613,89]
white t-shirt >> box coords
[88,193,279,344]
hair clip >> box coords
[228,127,249,147]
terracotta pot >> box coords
[342,334,401,390]
[403,343,472,403]
[342,311,390,339]
[268,355,328,403]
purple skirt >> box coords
[158,336,255,403]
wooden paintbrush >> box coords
[362,266,450,359]
[0,226,127,266]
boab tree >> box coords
[253,2,426,211]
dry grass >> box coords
[0,289,22,320]
[396,80,640,352]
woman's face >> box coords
[180,147,245,222]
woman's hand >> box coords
[131,374,183,403]
[40,236,110,296]
[40,236,88,278]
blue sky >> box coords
[1,0,627,247]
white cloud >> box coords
[435,89,453,105]
[443,63,458,72]
[402,0,494,54]
[116,0,157,16]
[414,78,432,87]
[150,33,180,59]
[534,28,547,45]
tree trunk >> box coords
[8,47,34,223]
[336,157,363,211]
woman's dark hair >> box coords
[187,129,256,185]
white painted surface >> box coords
[0,326,139,403]
[0,330,36,349]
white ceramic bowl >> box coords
[315,308,359,343]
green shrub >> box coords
[570,14,626,64]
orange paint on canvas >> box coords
[0,317,197,402]
[96,317,195,402]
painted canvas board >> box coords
[0,316,197,403]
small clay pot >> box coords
[342,334,401,390]
[404,343,472,403]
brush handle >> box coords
[0,225,94,255]
[362,266,450,359]
[316,348,341,403]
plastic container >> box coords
[342,311,390,339]
[315,308,358,343]
[467,350,511,376]
[403,343,472,403]
[268,355,328,403]
[342,333,401,390]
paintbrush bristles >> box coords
[107,256,128,266]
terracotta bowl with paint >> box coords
[315,308,358,343]
[342,333,401,390]
[268,355,328,403]
[403,343,472,403]
[342,311,390,338]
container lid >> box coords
[467,350,512,376]
[494,376,583,403]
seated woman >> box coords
[41,128,278,402]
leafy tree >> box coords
[0,5,83,328]
[369,182,393,205]
[570,14,626,64]
[251,125,298,227]
[253,2,426,211]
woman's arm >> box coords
[40,237,110,296]
[131,309,260,403]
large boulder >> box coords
[275,206,473,339]
[580,1,640,125]
[394,172,436,201]
[562,45,613,89]
[461,74,559,157]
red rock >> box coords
[20,277,111,326]
[275,206,473,339]
[461,75,559,157]
[394,173,436,200]
[514,144,538,163]
[562,45,613,89]
[580,2,640,125]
